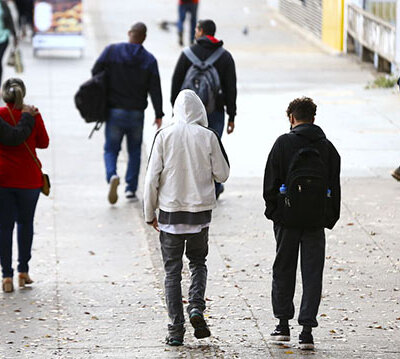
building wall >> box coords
[279,0,323,38]
[322,0,344,50]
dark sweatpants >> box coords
[160,228,209,337]
[272,224,325,328]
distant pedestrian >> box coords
[391,166,400,181]
[144,90,230,346]
[171,19,236,199]
[92,22,164,204]
[263,97,341,350]
[177,0,199,46]
[0,0,18,86]
[0,78,49,293]
[14,0,34,38]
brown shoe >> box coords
[391,166,400,181]
[2,277,14,293]
[19,273,34,288]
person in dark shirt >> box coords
[92,22,164,204]
[0,105,37,146]
[263,97,341,350]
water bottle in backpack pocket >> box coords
[280,146,330,228]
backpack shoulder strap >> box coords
[183,47,202,66]
[204,47,225,66]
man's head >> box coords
[195,19,216,39]
[286,97,317,127]
[128,22,147,44]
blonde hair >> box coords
[2,78,26,110]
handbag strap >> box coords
[6,106,43,173]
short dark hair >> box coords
[197,19,216,36]
[286,97,317,123]
[129,22,147,42]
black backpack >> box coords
[181,47,224,114]
[74,70,108,138]
[280,139,330,228]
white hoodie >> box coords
[143,90,230,223]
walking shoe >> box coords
[125,191,138,202]
[270,325,290,342]
[165,335,183,346]
[108,175,120,204]
[391,166,400,181]
[2,277,14,293]
[299,331,314,350]
[189,309,211,339]
[18,273,33,288]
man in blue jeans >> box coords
[177,0,199,46]
[92,22,164,204]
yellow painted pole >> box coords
[322,0,345,51]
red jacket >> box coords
[0,105,49,189]
[179,0,199,4]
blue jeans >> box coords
[208,111,225,194]
[178,3,198,42]
[104,108,144,193]
[0,187,41,278]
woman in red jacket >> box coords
[0,78,49,293]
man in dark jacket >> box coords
[92,22,164,204]
[263,97,341,350]
[0,106,36,146]
[171,19,237,198]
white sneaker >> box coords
[125,190,138,202]
[108,175,120,204]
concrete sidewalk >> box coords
[0,0,399,358]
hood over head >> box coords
[173,90,208,126]
[291,123,326,142]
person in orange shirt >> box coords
[177,0,199,46]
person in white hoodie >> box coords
[144,89,229,346]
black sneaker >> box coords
[299,331,314,350]
[270,325,290,342]
[165,335,183,346]
[189,309,211,339]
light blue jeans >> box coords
[104,108,144,193]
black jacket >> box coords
[92,43,164,118]
[263,123,341,229]
[171,36,237,121]
[0,113,34,146]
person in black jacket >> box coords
[171,19,237,198]
[0,106,36,146]
[92,22,164,204]
[263,97,341,350]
